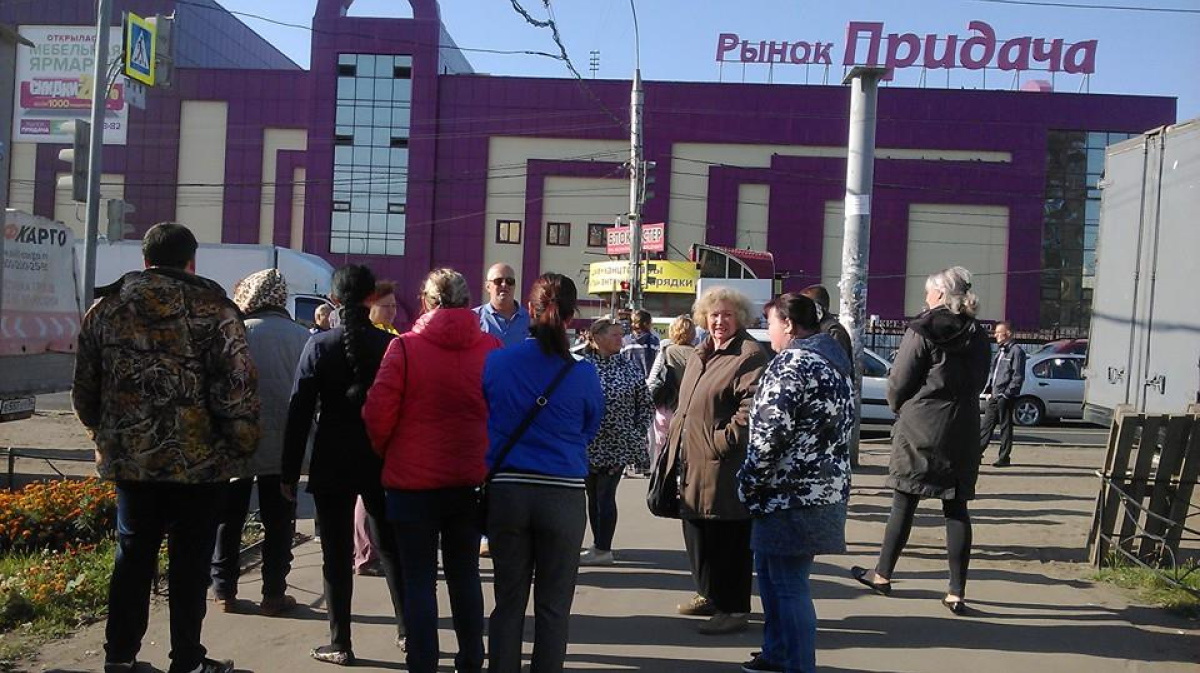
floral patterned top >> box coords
[583,350,653,471]
[739,333,855,516]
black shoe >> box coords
[850,565,892,596]
[992,459,1011,467]
[942,596,968,615]
[742,653,784,672]
[172,658,234,673]
[311,645,355,666]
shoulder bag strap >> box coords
[486,358,577,481]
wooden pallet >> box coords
[1088,405,1200,566]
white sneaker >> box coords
[579,547,615,566]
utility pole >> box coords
[627,0,643,311]
[839,66,887,468]
[81,0,113,307]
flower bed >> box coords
[0,479,116,555]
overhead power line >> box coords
[969,0,1200,14]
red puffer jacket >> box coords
[363,307,502,490]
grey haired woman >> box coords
[851,266,991,614]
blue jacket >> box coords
[483,339,605,480]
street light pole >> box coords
[81,0,113,307]
[627,0,643,311]
[839,66,887,468]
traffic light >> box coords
[642,160,657,202]
[57,119,90,202]
[106,199,136,240]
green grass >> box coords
[0,540,117,671]
[1093,558,1200,619]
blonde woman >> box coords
[851,266,991,615]
[646,315,697,462]
[663,288,770,635]
[363,269,502,673]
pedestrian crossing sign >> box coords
[124,12,156,86]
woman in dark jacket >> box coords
[281,264,405,665]
[663,288,770,635]
[851,266,991,614]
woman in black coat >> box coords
[281,264,406,664]
[851,266,990,614]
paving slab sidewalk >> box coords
[25,442,1200,672]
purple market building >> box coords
[2,0,1176,329]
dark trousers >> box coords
[980,395,1015,463]
[388,487,484,673]
[487,482,587,673]
[312,489,405,652]
[681,518,753,614]
[105,481,224,673]
[876,491,973,596]
[210,475,295,599]
[584,471,623,551]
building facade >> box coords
[3,0,1176,329]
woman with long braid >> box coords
[282,264,406,665]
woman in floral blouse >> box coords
[738,293,855,673]
[579,318,653,566]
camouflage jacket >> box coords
[73,268,260,483]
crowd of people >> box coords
[75,222,1014,673]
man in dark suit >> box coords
[979,321,1026,467]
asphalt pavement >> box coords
[26,440,1198,673]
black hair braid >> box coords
[331,264,377,405]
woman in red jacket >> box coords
[362,268,501,673]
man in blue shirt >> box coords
[473,263,531,349]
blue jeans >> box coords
[388,487,484,673]
[756,552,816,673]
[105,481,223,673]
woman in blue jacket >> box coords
[482,273,604,673]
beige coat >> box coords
[664,330,769,520]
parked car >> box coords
[747,329,894,422]
[999,352,1087,426]
[1034,338,1088,356]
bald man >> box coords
[472,263,531,349]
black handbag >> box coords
[478,358,577,529]
[646,441,682,519]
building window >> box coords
[547,222,571,247]
[1040,129,1136,329]
[587,223,607,248]
[330,53,414,257]
[496,220,522,244]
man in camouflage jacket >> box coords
[73,222,259,673]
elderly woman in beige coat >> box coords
[663,287,770,635]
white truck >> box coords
[82,239,334,325]
[0,209,336,424]
[1083,118,1200,425]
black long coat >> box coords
[885,307,991,500]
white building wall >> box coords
[539,176,628,296]
[54,173,124,240]
[259,129,308,245]
[736,184,769,250]
[6,142,36,213]
[176,101,229,243]
[821,201,1009,321]
[484,137,626,289]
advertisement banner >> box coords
[606,223,665,255]
[0,212,81,356]
[587,260,699,295]
[12,26,128,145]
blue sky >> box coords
[220,0,1200,119]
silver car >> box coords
[747,329,894,422]
[1008,352,1087,426]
